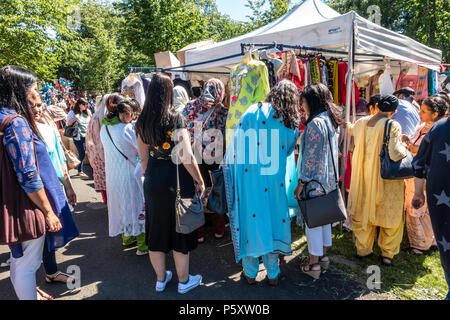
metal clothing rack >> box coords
[240,42,384,58]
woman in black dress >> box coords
[136,73,205,294]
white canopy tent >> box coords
[183,0,442,73]
[180,0,443,196]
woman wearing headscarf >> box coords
[182,79,229,243]
[173,86,189,113]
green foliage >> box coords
[327,0,450,63]
[57,1,126,92]
[0,0,80,80]
[115,0,210,66]
[246,0,297,28]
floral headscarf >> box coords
[182,79,228,147]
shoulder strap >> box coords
[0,114,20,133]
[105,125,136,168]
[174,115,181,200]
[383,119,392,146]
[324,119,339,184]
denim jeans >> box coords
[73,137,86,173]
[242,253,280,280]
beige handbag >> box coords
[64,146,81,170]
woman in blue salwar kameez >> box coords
[224,80,301,285]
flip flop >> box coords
[36,288,53,300]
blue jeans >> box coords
[42,237,58,275]
[73,137,86,173]
[242,253,280,280]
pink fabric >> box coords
[86,116,106,191]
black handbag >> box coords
[298,121,347,229]
[174,116,205,234]
[379,120,414,180]
[64,121,79,138]
[206,167,228,215]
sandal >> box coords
[36,287,53,300]
[381,256,393,267]
[214,233,224,240]
[301,263,321,280]
[45,271,73,284]
[408,248,429,256]
[241,273,256,285]
[197,237,205,244]
[319,254,330,271]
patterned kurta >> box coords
[86,106,107,191]
[226,60,270,144]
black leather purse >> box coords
[298,121,347,229]
[379,120,414,180]
[206,167,228,215]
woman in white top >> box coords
[66,98,92,177]
[100,99,147,255]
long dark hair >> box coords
[301,83,342,128]
[73,98,88,115]
[0,65,40,135]
[265,80,301,129]
[135,73,176,146]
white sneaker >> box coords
[178,274,202,294]
[136,250,148,256]
[156,271,172,292]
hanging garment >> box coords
[338,62,360,106]
[121,74,146,107]
[320,59,328,86]
[227,60,270,143]
[277,51,305,90]
[416,67,429,100]
[367,72,382,98]
[309,57,321,84]
[328,60,339,104]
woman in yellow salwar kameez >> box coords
[347,95,409,266]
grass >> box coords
[290,219,448,300]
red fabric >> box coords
[338,62,360,106]
[100,190,107,205]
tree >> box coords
[0,0,80,80]
[115,0,210,66]
[246,0,298,28]
[327,0,449,63]
[57,1,126,92]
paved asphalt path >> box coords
[0,167,374,300]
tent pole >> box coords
[341,13,355,233]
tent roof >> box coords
[184,0,442,72]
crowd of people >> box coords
[1,64,449,300]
